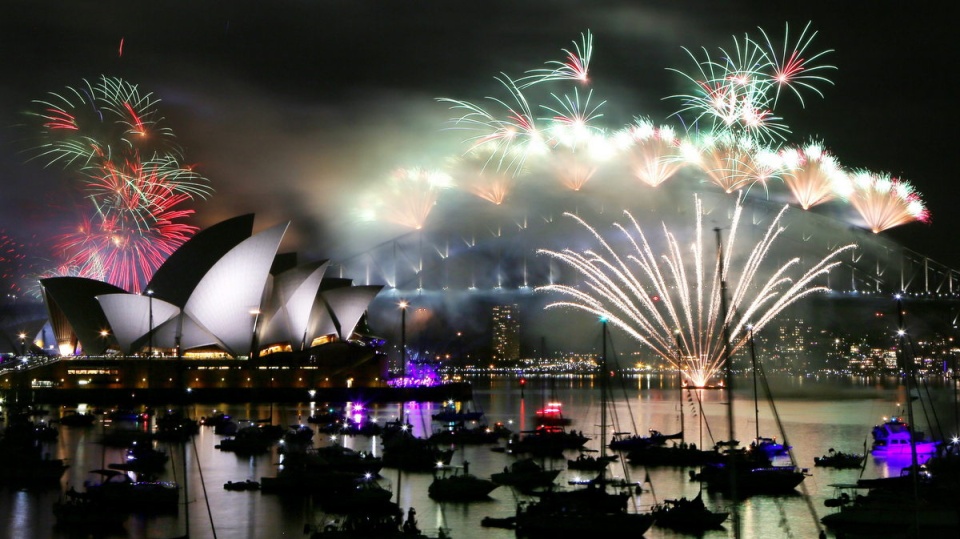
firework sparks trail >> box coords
[428,25,926,245]
[83,156,212,229]
[28,76,180,168]
[668,24,834,145]
[366,168,453,230]
[54,203,198,294]
[847,171,930,233]
[613,119,686,187]
[541,87,605,144]
[686,135,753,193]
[27,76,211,222]
[437,75,547,177]
[0,231,29,297]
[779,142,849,209]
[519,30,593,88]
[25,76,212,292]
[537,196,854,387]
[759,22,836,107]
[449,151,515,205]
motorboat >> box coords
[432,400,484,423]
[814,449,865,469]
[108,442,169,474]
[626,442,723,467]
[652,491,729,532]
[427,463,499,501]
[429,421,510,445]
[566,453,618,471]
[609,429,682,451]
[490,458,560,492]
[691,446,807,495]
[83,470,179,512]
[306,505,450,539]
[223,479,261,491]
[53,493,126,529]
[506,425,589,457]
[532,402,572,426]
[870,416,939,456]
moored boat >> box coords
[566,453,618,471]
[532,402,571,426]
[223,479,261,491]
[609,429,682,452]
[491,458,560,492]
[53,495,126,529]
[428,462,499,501]
[691,446,807,495]
[652,491,729,532]
[82,469,179,512]
[870,416,940,456]
[814,448,865,469]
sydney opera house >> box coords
[2,215,392,398]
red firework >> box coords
[53,197,197,294]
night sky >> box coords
[1,1,956,305]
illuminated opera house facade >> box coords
[29,215,386,392]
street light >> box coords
[100,330,110,355]
[398,300,408,382]
[18,332,26,357]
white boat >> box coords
[870,416,939,456]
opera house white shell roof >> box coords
[40,215,383,358]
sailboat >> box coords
[691,233,806,496]
[514,318,654,537]
[624,342,723,467]
[690,327,807,495]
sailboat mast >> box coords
[715,227,741,539]
[896,295,921,537]
[600,317,607,462]
[749,326,759,443]
[675,331,684,445]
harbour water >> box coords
[1,374,956,539]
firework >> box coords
[25,76,212,293]
[28,76,180,168]
[368,168,452,230]
[685,135,752,193]
[449,150,515,205]
[537,195,853,386]
[846,170,930,233]
[54,202,198,294]
[759,22,836,107]
[82,155,212,229]
[612,119,686,187]
[28,77,212,222]
[438,75,547,177]
[541,87,605,145]
[0,231,29,297]
[668,24,833,145]
[779,142,849,209]
[519,30,593,88]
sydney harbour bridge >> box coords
[326,180,960,355]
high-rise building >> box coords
[491,304,520,362]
